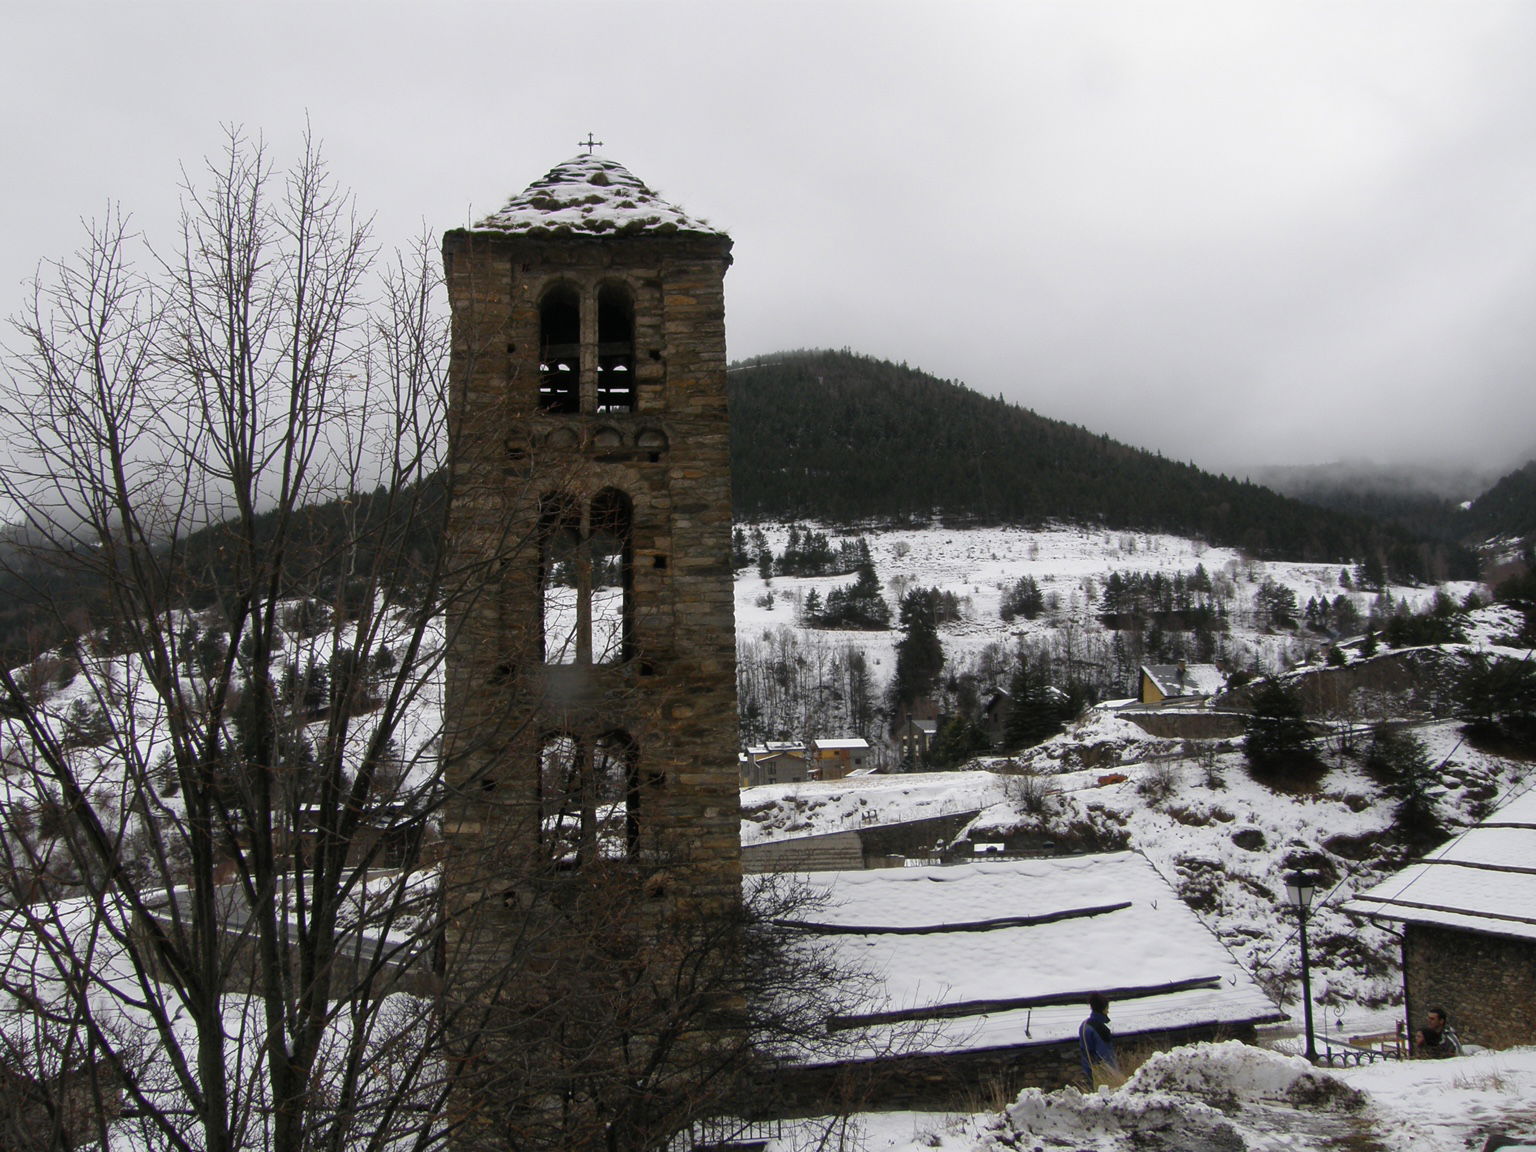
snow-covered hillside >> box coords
[734,521,1485,758]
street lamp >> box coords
[1284,870,1319,1062]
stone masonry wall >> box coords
[436,224,744,1141]
[440,229,741,911]
[1404,922,1536,1050]
[757,1021,1260,1115]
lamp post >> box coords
[1284,870,1319,1062]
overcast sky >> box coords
[4,1,1534,479]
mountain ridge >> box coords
[728,348,1473,581]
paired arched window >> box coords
[540,730,640,864]
[536,281,635,414]
[596,283,635,412]
[538,283,580,413]
[540,490,632,665]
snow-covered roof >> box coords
[1143,663,1225,698]
[813,738,871,751]
[1344,785,1536,943]
[765,853,1280,1063]
[747,742,807,759]
[472,154,725,237]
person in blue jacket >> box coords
[1079,992,1119,1086]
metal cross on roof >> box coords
[578,133,604,155]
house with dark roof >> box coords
[1344,786,1536,1051]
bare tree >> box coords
[0,130,910,1152]
[0,127,460,1152]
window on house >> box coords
[539,730,640,864]
[540,491,632,665]
[539,283,580,413]
[596,283,635,412]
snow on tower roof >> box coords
[473,154,725,237]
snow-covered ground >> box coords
[757,1043,1536,1151]
[741,710,1536,1039]
[737,521,1536,1024]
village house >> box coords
[809,737,872,780]
[980,688,1011,748]
[740,743,809,788]
[897,716,938,764]
[1139,662,1225,705]
[1344,786,1536,1052]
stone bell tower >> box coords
[439,151,740,949]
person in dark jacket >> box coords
[1414,1006,1461,1059]
[1079,992,1119,1086]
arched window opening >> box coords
[538,284,580,413]
[539,497,582,665]
[636,427,668,464]
[539,731,641,864]
[589,490,632,665]
[596,283,635,412]
[539,491,632,665]
[539,732,585,865]
[595,731,640,857]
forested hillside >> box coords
[1252,457,1536,560]
[1254,461,1477,546]
[727,350,1471,581]
[1462,460,1536,546]
[0,350,1483,670]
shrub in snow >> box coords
[1136,760,1180,804]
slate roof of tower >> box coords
[474,155,725,237]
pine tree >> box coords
[1003,659,1064,750]
[1367,725,1446,854]
[819,562,890,630]
[1000,575,1046,622]
[1243,681,1309,772]
[930,714,992,769]
[801,588,823,624]
[891,588,944,718]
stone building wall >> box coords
[435,207,745,1144]
[1404,923,1536,1050]
[1216,647,1459,721]
[757,1021,1260,1115]
[1120,711,1249,740]
[439,228,741,922]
